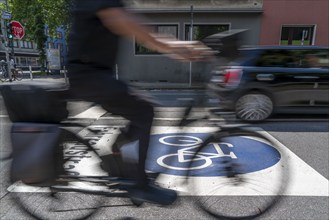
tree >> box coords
[5,0,71,70]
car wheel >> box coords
[235,93,273,122]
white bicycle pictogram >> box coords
[157,135,237,171]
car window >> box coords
[254,49,329,68]
[293,49,329,68]
[255,49,297,67]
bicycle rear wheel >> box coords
[0,69,9,82]
[189,127,290,219]
[8,131,105,220]
[10,185,105,220]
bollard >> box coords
[29,66,33,80]
[63,66,69,85]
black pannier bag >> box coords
[10,123,64,184]
[0,84,68,123]
[0,85,68,184]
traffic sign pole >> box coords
[0,14,13,81]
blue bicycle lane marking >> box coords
[146,133,281,177]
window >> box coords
[185,24,229,41]
[256,50,296,67]
[20,41,33,49]
[15,57,40,67]
[135,24,178,55]
[280,26,315,46]
[256,49,329,68]
[13,40,19,48]
[29,57,38,66]
[20,57,28,66]
[296,49,329,68]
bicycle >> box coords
[0,61,8,82]
[1,84,290,220]
[0,61,23,82]
[1,30,290,220]
[11,68,24,81]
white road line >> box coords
[99,116,224,121]
[70,106,107,119]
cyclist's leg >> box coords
[10,69,16,80]
[68,69,176,205]
[97,88,155,186]
[69,72,153,185]
[99,89,177,205]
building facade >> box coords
[259,0,329,46]
[0,37,40,70]
[3,0,327,82]
[0,25,68,71]
[117,0,263,84]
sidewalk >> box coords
[4,75,205,90]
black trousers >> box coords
[68,68,154,186]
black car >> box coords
[208,46,329,121]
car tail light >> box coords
[223,68,242,85]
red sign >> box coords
[10,21,25,40]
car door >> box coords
[254,49,314,108]
[300,49,329,111]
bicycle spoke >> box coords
[190,130,289,219]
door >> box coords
[300,49,329,110]
[254,49,314,107]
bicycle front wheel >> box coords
[189,127,290,219]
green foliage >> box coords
[9,0,71,37]
[4,0,71,68]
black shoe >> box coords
[100,154,123,177]
[129,183,177,206]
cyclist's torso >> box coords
[68,0,124,78]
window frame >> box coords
[134,23,179,56]
[183,22,231,41]
[280,25,316,46]
[20,40,34,49]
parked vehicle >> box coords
[208,46,329,121]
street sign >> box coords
[10,20,25,40]
[1,11,11,20]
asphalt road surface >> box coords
[0,86,328,220]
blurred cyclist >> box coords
[68,0,211,205]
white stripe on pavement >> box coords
[70,106,107,119]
